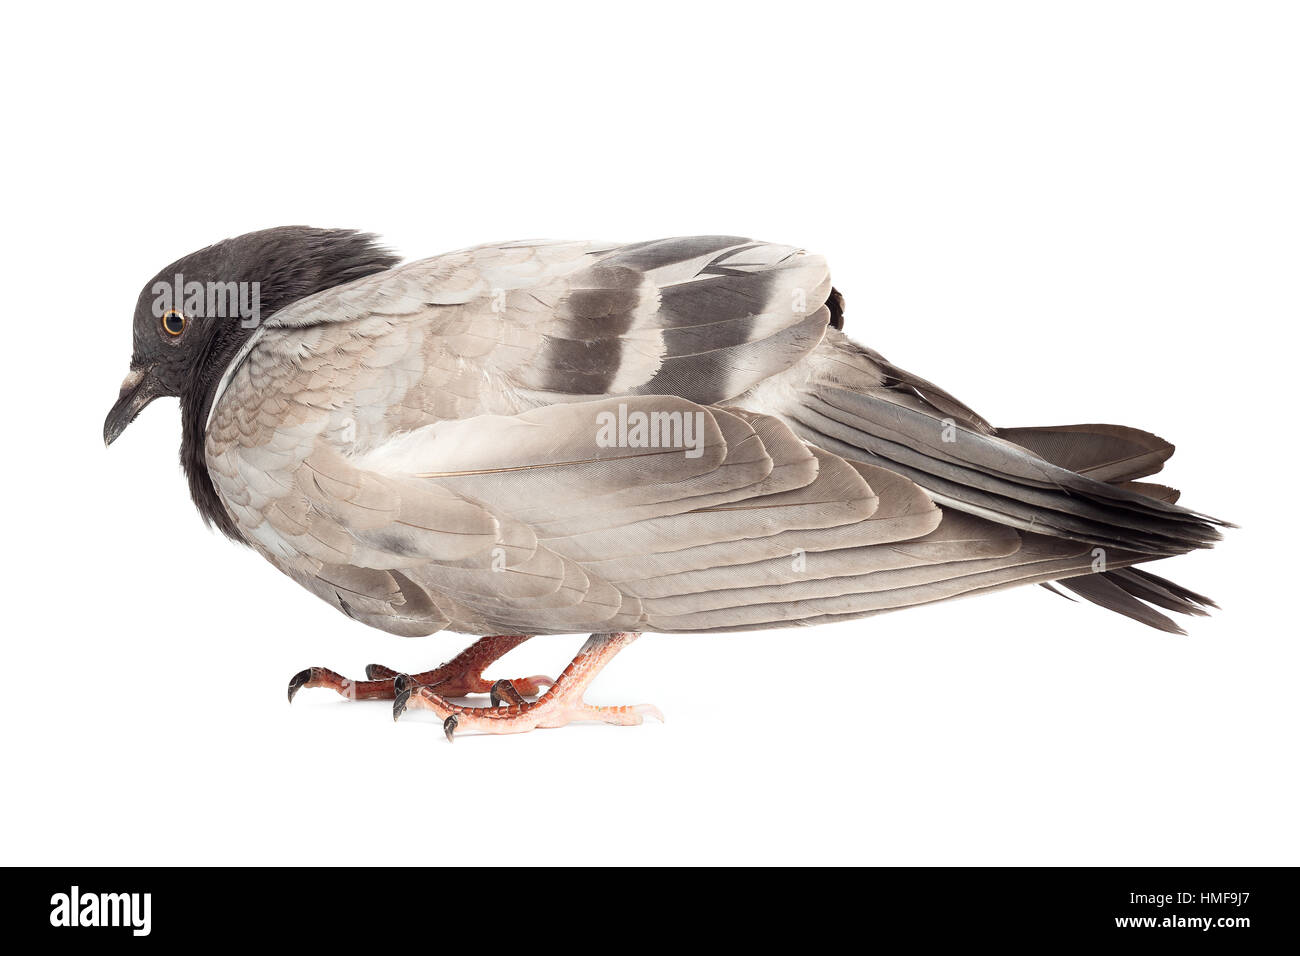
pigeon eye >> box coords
[162,309,186,337]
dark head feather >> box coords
[115,227,400,539]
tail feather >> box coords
[1058,573,1189,635]
[746,329,1227,633]
[766,331,1226,557]
[996,424,1173,482]
[1115,480,1181,503]
[1109,567,1218,613]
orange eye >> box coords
[162,309,186,336]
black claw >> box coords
[443,714,458,743]
[489,678,525,708]
[364,663,385,680]
[287,668,314,704]
[393,673,413,694]
[393,684,412,722]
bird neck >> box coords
[180,323,254,542]
[175,228,403,541]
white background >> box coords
[2,1,1295,865]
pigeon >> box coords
[104,227,1226,740]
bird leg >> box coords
[287,634,553,703]
[393,632,662,740]
[364,634,554,697]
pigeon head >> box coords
[104,226,399,447]
[104,226,400,537]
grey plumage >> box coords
[106,230,1227,640]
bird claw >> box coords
[443,714,459,743]
[287,666,364,703]
[490,678,527,708]
[287,667,314,704]
[392,675,414,722]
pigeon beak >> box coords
[103,365,163,447]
